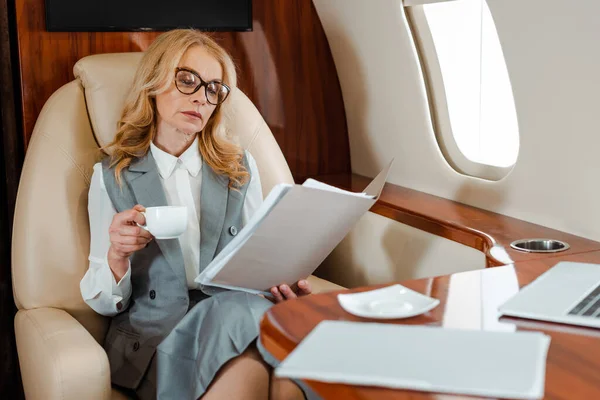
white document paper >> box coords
[195,160,393,294]
[275,321,551,399]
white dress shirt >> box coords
[79,137,263,317]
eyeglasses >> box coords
[174,67,231,105]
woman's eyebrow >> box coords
[179,66,223,82]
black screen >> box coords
[45,0,252,32]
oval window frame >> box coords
[405,3,519,181]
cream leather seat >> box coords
[12,52,342,400]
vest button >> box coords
[116,301,123,311]
[133,341,140,352]
[229,226,238,236]
[149,290,156,300]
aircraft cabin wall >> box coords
[313,0,600,287]
[315,0,600,240]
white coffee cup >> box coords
[138,206,187,239]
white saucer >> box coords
[337,284,440,319]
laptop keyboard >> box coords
[568,283,600,318]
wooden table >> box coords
[260,252,600,399]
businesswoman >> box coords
[79,29,314,400]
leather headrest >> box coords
[73,52,266,151]
[73,53,143,150]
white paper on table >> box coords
[275,320,551,400]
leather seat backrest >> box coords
[12,52,293,343]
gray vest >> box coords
[100,151,250,389]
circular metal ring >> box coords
[509,238,570,253]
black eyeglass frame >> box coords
[174,67,231,105]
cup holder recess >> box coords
[509,238,570,253]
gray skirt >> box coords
[134,290,320,400]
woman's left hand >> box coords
[269,279,312,303]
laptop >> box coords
[498,261,600,329]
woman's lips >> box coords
[182,111,202,120]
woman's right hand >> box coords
[107,204,154,280]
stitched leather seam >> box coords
[23,309,111,399]
[23,310,65,399]
[40,132,92,185]
[245,118,263,150]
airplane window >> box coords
[407,0,519,176]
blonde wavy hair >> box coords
[105,29,248,188]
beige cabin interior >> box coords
[1,0,600,398]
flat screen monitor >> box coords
[45,0,252,32]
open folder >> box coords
[195,160,394,295]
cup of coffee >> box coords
[138,206,187,239]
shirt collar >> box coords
[150,136,202,179]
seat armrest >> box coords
[15,308,112,400]
[307,275,345,293]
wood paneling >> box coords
[261,251,600,399]
[1,0,24,397]
[15,0,350,179]
[314,173,600,267]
